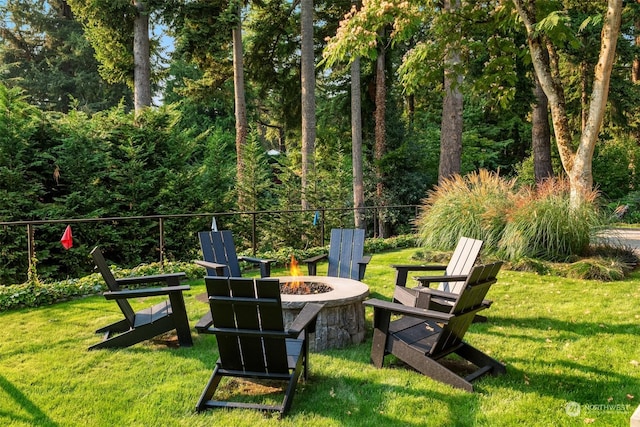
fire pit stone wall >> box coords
[277,276,369,352]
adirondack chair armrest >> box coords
[303,253,327,264]
[414,274,468,287]
[288,302,325,336]
[302,254,328,276]
[363,298,454,322]
[357,255,372,266]
[391,264,447,287]
[237,256,276,277]
[238,256,275,265]
[414,286,458,300]
[194,259,228,276]
[104,285,191,300]
[352,255,372,281]
[114,272,186,287]
[391,264,447,271]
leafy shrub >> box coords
[508,257,552,275]
[560,258,627,281]
[248,234,417,265]
[592,136,640,200]
[0,261,201,312]
[606,190,640,224]
[0,235,417,312]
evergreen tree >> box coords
[0,0,131,113]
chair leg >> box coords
[89,327,151,350]
[370,308,391,368]
[89,317,176,350]
[95,318,130,334]
[370,329,388,368]
[391,340,475,392]
[455,342,506,376]
[260,263,271,278]
[281,355,304,416]
[196,364,224,412]
[306,262,318,276]
[168,292,193,347]
[302,331,310,381]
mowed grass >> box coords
[0,248,639,426]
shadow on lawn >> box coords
[302,372,482,426]
[0,374,59,426]
[125,334,484,425]
[477,315,640,406]
[482,315,639,340]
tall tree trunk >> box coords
[374,31,387,238]
[351,57,365,230]
[300,0,315,210]
[438,0,463,183]
[532,73,553,182]
[634,0,640,83]
[580,60,588,132]
[60,1,73,19]
[513,0,622,207]
[133,0,151,114]
[232,4,248,210]
[570,0,621,204]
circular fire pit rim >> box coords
[276,275,369,309]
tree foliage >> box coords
[0,0,131,112]
[3,0,640,284]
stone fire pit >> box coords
[277,275,369,352]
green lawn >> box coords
[1,248,639,426]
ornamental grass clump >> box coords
[415,171,609,265]
[415,169,515,251]
[499,178,605,261]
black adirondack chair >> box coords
[194,230,276,332]
[196,276,324,417]
[363,262,505,392]
[392,237,486,317]
[196,230,275,278]
[89,247,193,350]
[303,228,371,281]
[392,236,483,292]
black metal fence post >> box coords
[320,208,326,246]
[252,212,257,255]
[27,224,34,277]
[158,218,164,264]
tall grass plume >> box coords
[500,179,604,261]
[415,171,607,262]
[415,170,515,250]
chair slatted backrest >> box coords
[439,237,484,294]
[199,230,242,277]
[206,277,289,374]
[430,262,502,356]
[91,247,136,326]
[327,228,365,280]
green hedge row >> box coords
[0,235,418,312]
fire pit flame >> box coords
[288,256,304,290]
[281,256,332,295]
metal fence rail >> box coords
[0,205,420,278]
